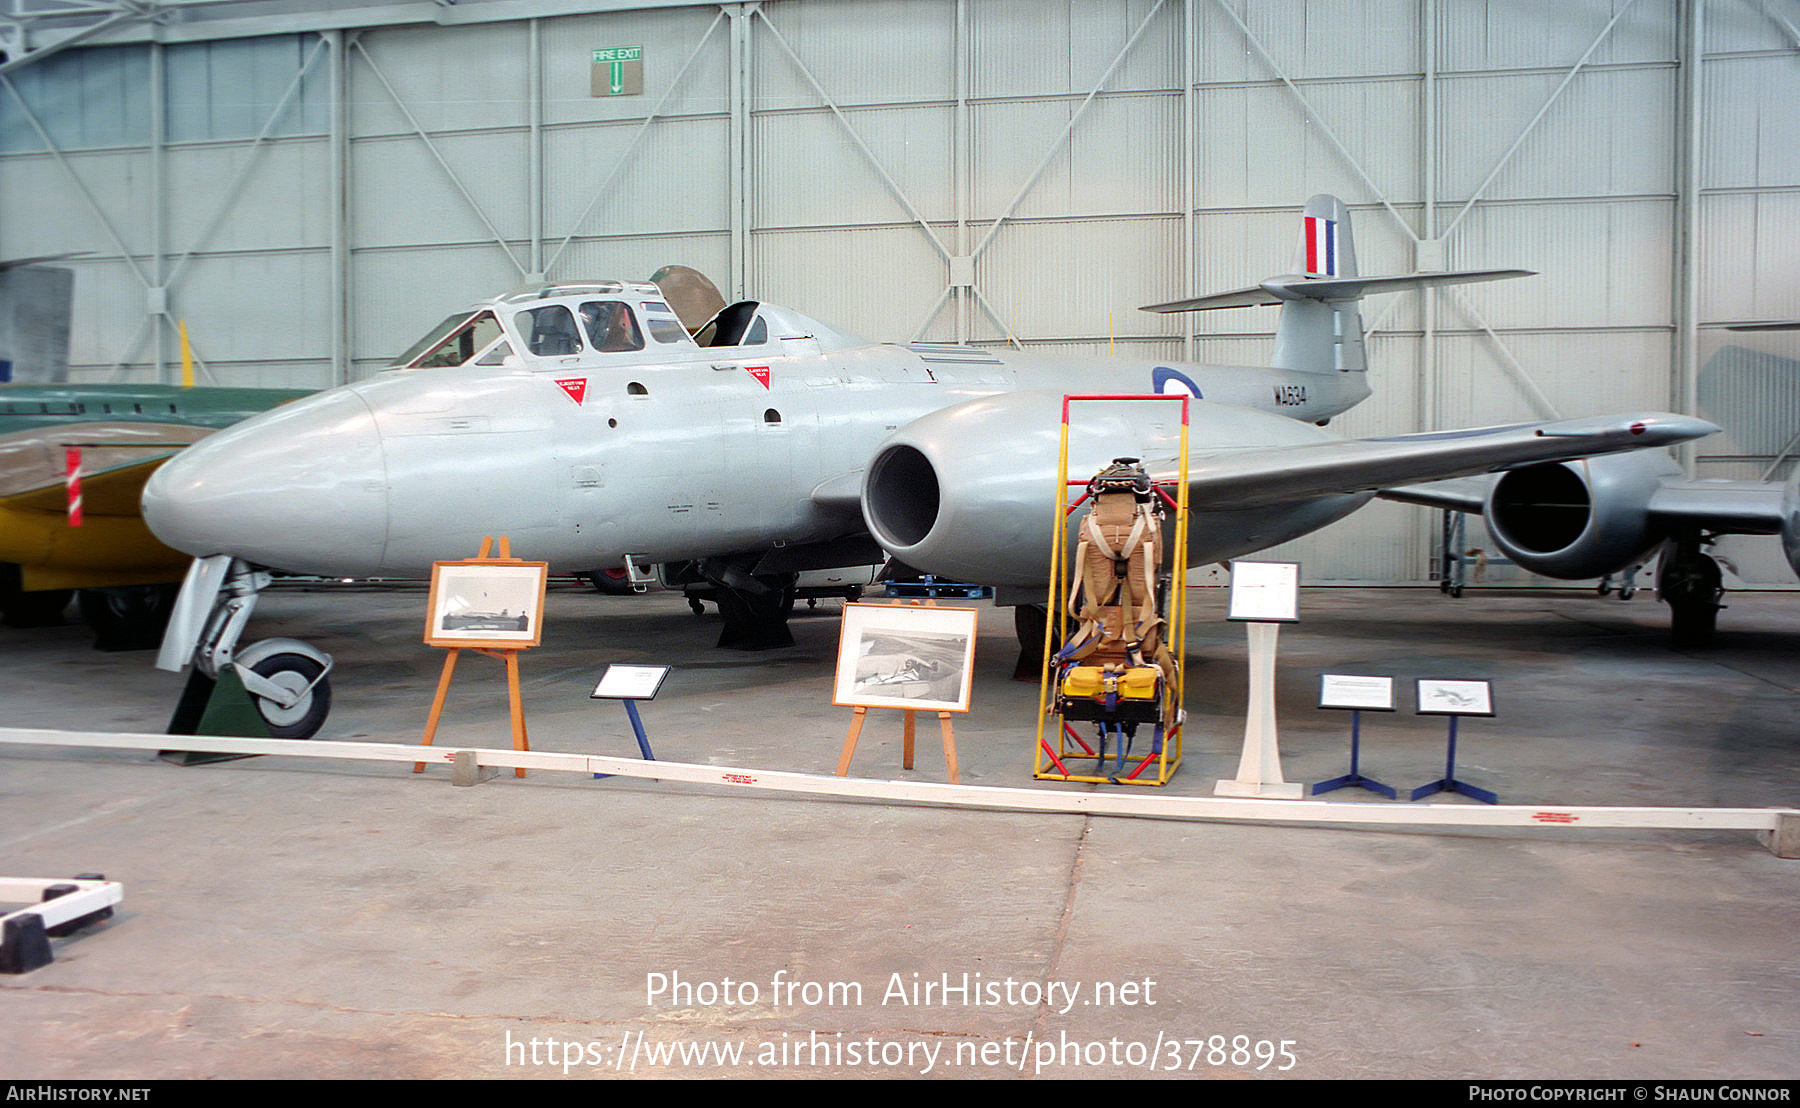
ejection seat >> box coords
[1051,458,1177,769]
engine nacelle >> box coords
[1482,452,1681,579]
[861,390,1356,587]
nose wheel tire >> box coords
[246,652,332,739]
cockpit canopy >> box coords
[391,281,695,370]
[390,279,865,370]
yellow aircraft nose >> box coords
[142,388,390,576]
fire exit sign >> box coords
[592,46,643,97]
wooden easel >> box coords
[832,598,962,784]
[834,705,959,784]
[414,537,534,778]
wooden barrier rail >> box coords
[2,727,1794,855]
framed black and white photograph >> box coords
[833,603,979,713]
[425,560,550,649]
[1227,560,1301,622]
[1416,678,1495,717]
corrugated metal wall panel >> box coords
[550,232,732,291]
[970,92,1181,221]
[752,105,954,227]
[544,114,729,243]
[171,251,334,384]
[165,36,330,142]
[164,139,332,255]
[961,216,1182,343]
[1447,199,1675,330]
[350,129,533,251]
[971,0,1179,100]
[750,225,949,343]
[1436,67,1674,203]
[756,0,957,110]
[1437,0,1674,72]
[349,24,532,137]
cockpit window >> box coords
[474,340,515,366]
[398,311,506,369]
[640,300,691,345]
[515,305,584,357]
[694,302,765,348]
[578,300,644,353]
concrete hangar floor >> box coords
[2,578,1798,1080]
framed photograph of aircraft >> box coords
[833,603,979,714]
[1415,678,1495,717]
[425,560,550,649]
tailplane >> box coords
[1142,195,1531,375]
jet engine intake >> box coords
[1482,452,1680,579]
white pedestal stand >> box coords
[1216,621,1304,799]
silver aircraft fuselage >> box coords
[141,281,1373,582]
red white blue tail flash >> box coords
[1304,216,1337,277]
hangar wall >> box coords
[1,0,1796,586]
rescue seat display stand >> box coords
[1216,560,1304,799]
[415,537,546,779]
[1036,395,1190,787]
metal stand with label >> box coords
[1312,674,1397,800]
[589,665,668,776]
[1409,679,1498,805]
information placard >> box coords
[1227,560,1300,622]
[590,664,672,701]
[1319,674,1396,712]
[1416,678,1494,717]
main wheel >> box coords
[245,652,331,739]
[78,584,179,651]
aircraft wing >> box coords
[1168,412,1715,511]
[3,455,172,516]
[1380,473,1787,537]
[1646,479,1787,535]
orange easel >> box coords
[831,598,965,784]
[834,705,960,784]
[413,537,544,777]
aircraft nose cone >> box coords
[143,388,389,576]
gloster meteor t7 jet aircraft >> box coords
[140,196,1715,738]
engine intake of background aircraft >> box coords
[1482,455,1671,578]
[1487,462,1591,554]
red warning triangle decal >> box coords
[746,366,771,390]
[555,377,587,405]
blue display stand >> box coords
[589,665,668,775]
[1314,709,1397,799]
[1312,674,1396,799]
[1409,679,1497,804]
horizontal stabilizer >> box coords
[1140,269,1533,313]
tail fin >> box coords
[1142,195,1531,376]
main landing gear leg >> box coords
[1657,535,1723,648]
[701,560,796,651]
